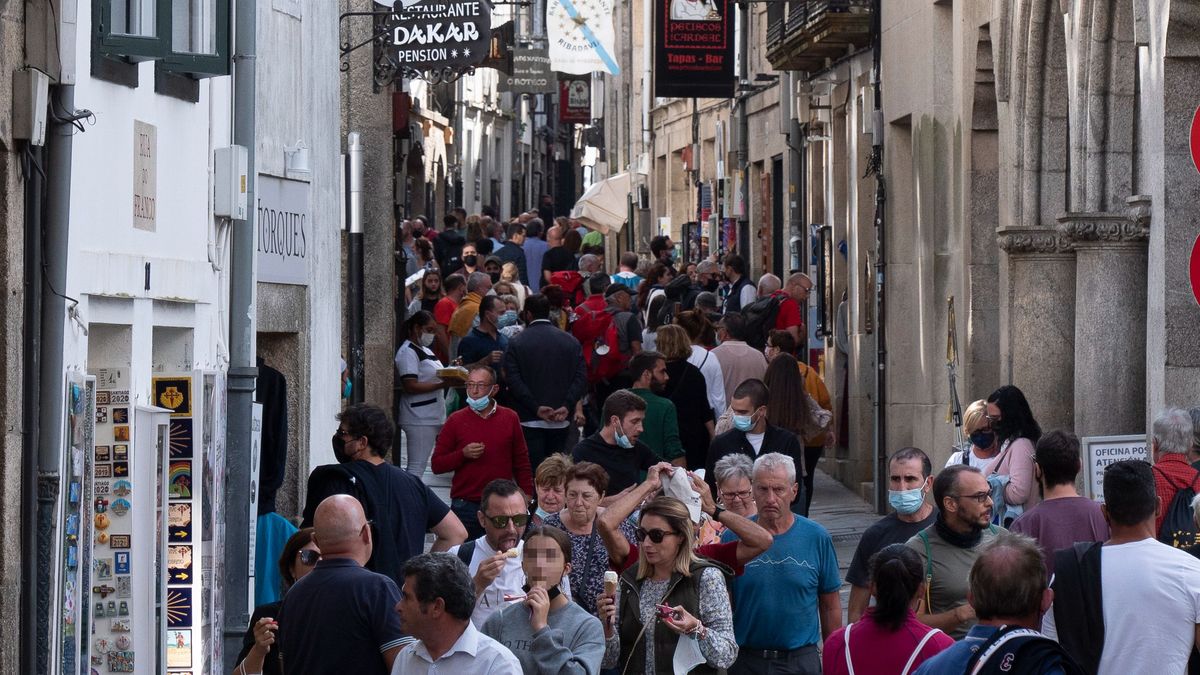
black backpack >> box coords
[740,294,782,350]
[964,625,1086,675]
[1155,466,1200,548]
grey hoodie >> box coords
[479,600,605,675]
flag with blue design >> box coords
[547,0,620,74]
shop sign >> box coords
[501,45,556,95]
[1083,434,1149,500]
[387,1,492,70]
[559,74,591,123]
[256,175,311,286]
[654,0,734,98]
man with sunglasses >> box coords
[905,464,999,639]
[448,479,570,627]
[432,367,534,541]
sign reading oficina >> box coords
[387,0,493,69]
[1083,434,1150,501]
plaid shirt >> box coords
[1153,453,1200,535]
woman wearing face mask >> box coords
[395,311,456,475]
[460,242,480,277]
[484,255,504,284]
[945,400,999,470]
[545,462,637,615]
[407,270,444,317]
[532,453,573,526]
[983,385,1042,525]
[233,528,321,675]
[596,496,738,675]
[480,527,606,674]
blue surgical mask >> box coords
[614,422,634,449]
[732,412,756,432]
[342,378,352,399]
[466,394,491,412]
[498,309,520,329]
[888,486,926,515]
[969,431,996,449]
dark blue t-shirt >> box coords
[278,558,407,674]
[458,327,509,370]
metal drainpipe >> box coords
[347,133,365,403]
[223,0,258,665]
[20,138,45,674]
[869,0,887,514]
[736,0,749,259]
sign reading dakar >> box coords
[387,0,493,69]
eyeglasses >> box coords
[484,513,529,529]
[983,413,1001,423]
[634,527,680,544]
[464,381,493,391]
[719,489,752,502]
[297,549,320,566]
[950,491,992,504]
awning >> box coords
[571,172,631,234]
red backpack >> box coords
[570,302,629,383]
[548,271,587,308]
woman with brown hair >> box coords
[596,496,737,675]
[763,348,832,512]
[233,528,320,675]
[655,324,716,470]
[674,309,725,416]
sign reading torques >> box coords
[388,1,493,69]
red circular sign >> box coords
[1193,105,1200,174]
[1192,233,1200,307]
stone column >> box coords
[997,228,1076,433]
[1058,200,1150,438]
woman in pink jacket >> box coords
[983,385,1043,526]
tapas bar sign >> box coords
[654,0,734,98]
[387,1,493,70]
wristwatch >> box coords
[710,506,726,522]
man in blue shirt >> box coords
[458,295,509,375]
[913,531,1079,675]
[721,453,840,675]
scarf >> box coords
[934,512,984,549]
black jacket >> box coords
[434,228,465,275]
[504,320,588,423]
[705,424,805,510]
[494,241,529,285]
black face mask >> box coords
[463,255,478,267]
[332,433,352,464]
[703,278,719,292]
[521,583,562,600]
[489,271,501,283]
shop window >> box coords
[94,0,229,80]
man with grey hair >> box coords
[1189,407,1200,468]
[682,260,722,310]
[911,532,1078,674]
[279,495,408,674]
[1151,406,1199,536]
[391,553,522,673]
[450,271,494,339]
[577,253,601,275]
[756,273,782,297]
[721,453,840,675]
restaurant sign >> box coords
[387,1,493,70]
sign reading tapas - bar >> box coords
[654,0,734,98]
[387,1,493,69]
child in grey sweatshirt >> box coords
[480,600,604,674]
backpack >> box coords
[1051,542,1105,674]
[570,304,629,383]
[548,271,586,308]
[1154,466,1200,548]
[963,625,1086,675]
[740,294,782,350]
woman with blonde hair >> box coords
[656,324,716,470]
[500,261,530,307]
[597,496,738,675]
[945,399,999,469]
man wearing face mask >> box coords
[460,243,480,277]
[457,296,509,380]
[681,260,722,311]
[845,447,938,622]
[704,379,805,512]
[571,390,659,497]
[432,368,534,542]
[905,465,998,639]
[300,403,468,588]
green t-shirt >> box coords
[905,524,998,639]
[631,388,685,462]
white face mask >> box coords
[419,332,435,348]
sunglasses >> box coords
[635,527,680,544]
[297,549,320,566]
[485,513,529,529]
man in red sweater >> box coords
[432,365,535,540]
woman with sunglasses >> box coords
[544,462,636,615]
[232,528,320,675]
[596,496,737,675]
[480,527,606,674]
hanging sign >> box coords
[500,45,557,95]
[386,1,493,70]
[559,74,591,123]
[547,0,619,74]
[654,0,734,98]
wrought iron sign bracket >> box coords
[339,9,480,88]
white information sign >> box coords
[256,174,312,285]
[133,120,157,231]
[1083,434,1149,500]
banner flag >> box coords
[548,0,620,75]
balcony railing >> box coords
[766,0,873,70]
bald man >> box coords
[278,495,408,674]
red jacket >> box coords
[430,404,534,502]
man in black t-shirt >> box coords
[571,389,657,497]
[279,495,408,674]
[846,447,938,622]
[302,404,468,587]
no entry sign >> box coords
[1192,105,1200,174]
[1191,232,1200,307]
